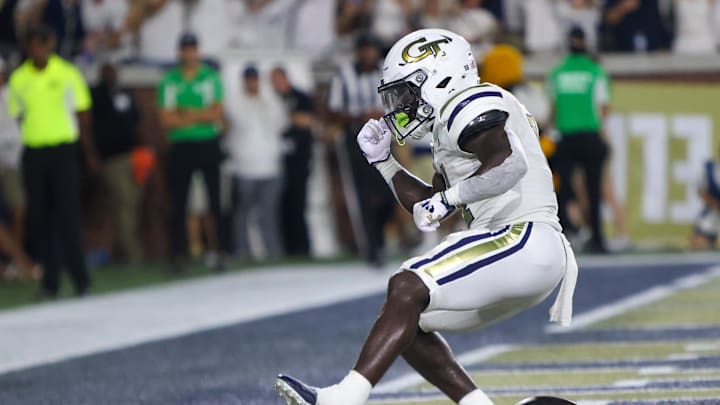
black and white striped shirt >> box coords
[327,62,383,117]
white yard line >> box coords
[546,265,720,334]
[0,263,392,376]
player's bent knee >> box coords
[387,271,430,308]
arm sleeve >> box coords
[70,66,92,111]
[442,128,529,206]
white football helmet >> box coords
[379,28,479,143]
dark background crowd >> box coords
[0,0,719,298]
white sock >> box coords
[317,370,372,405]
[458,389,494,405]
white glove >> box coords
[413,192,454,232]
[357,119,392,164]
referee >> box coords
[7,26,97,297]
[327,34,395,267]
[157,33,224,271]
[547,27,610,253]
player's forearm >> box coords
[374,156,431,212]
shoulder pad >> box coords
[457,109,509,150]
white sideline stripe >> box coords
[373,345,515,393]
[613,378,649,388]
[638,366,677,375]
[545,265,720,334]
[686,343,720,352]
[0,263,393,376]
[576,252,720,269]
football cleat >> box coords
[274,374,318,405]
[515,396,577,405]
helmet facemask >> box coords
[378,70,435,144]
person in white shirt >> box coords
[556,0,601,53]
[137,0,183,63]
[81,0,130,60]
[673,0,716,54]
[522,0,564,53]
[371,0,416,46]
[225,65,285,259]
[452,0,497,53]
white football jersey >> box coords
[431,83,560,231]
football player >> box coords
[690,150,720,250]
[275,29,578,405]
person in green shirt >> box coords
[7,26,98,297]
[157,32,224,271]
[547,27,610,253]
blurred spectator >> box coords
[672,0,716,54]
[187,0,231,57]
[0,55,26,247]
[481,45,550,130]
[228,0,296,50]
[371,0,416,47]
[418,0,456,29]
[186,171,219,263]
[290,0,336,55]
[0,0,20,57]
[602,0,671,52]
[452,0,497,49]
[327,34,394,266]
[0,59,38,280]
[336,0,373,37]
[715,0,720,48]
[556,0,601,53]
[271,67,314,257]
[91,62,142,263]
[519,0,563,53]
[690,148,720,250]
[7,26,95,297]
[135,0,183,63]
[157,32,224,271]
[546,27,610,253]
[15,0,86,59]
[225,66,285,259]
[81,0,130,61]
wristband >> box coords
[373,156,402,184]
[441,184,461,206]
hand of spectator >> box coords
[357,119,392,164]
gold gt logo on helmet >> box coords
[400,36,453,65]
